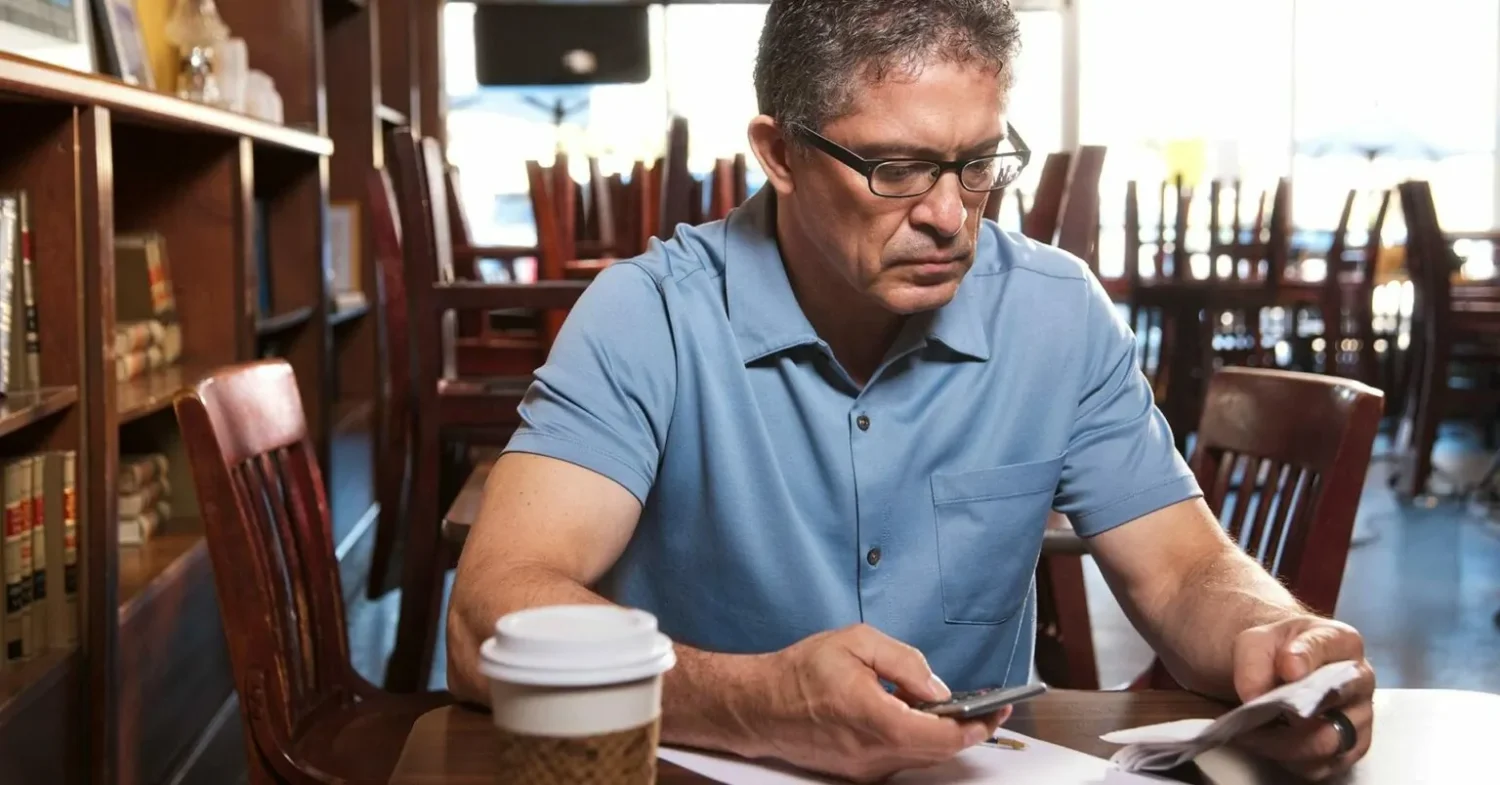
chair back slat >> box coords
[1022,151,1070,243]
[1187,367,1383,615]
[1055,145,1107,266]
[657,116,693,240]
[732,153,749,206]
[174,360,353,777]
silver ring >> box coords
[1324,709,1357,755]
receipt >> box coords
[1101,660,1362,772]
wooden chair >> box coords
[382,127,592,693]
[1131,366,1384,688]
[1390,180,1500,498]
[173,359,453,784]
[1020,151,1072,243]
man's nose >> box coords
[909,172,967,238]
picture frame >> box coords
[91,0,151,88]
[0,0,96,73]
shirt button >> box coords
[867,547,881,566]
[856,414,871,431]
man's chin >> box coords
[876,278,963,315]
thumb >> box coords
[1232,625,1281,702]
[853,626,950,703]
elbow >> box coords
[444,592,490,705]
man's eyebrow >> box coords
[851,134,1009,159]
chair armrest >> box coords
[431,280,590,312]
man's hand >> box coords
[1230,616,1376,782]
[751,624,1008,783]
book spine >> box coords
[0,196,14,397]
[62,453,77,647]
[4,460,27,662]
[26,456,43,658]
[18,192,38,389]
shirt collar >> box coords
[725,187,992,365]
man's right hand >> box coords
[748,623,1008,783]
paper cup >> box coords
[479,605,677,785]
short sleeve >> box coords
[1052,275,1202,537]
[501,262,676,504]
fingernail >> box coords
[964,725,989,746]
[929,674,951,700]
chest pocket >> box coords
[930,455,1065,625]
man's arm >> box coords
[1080,496,1304,699]
[446,452,770,756]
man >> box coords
[448,1,1375,781]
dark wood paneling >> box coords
[78,104,119,785]
[379,0,417,130]
[0,652,81,785]
[116,541,233,785]
[112,126,242,370]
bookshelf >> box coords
[0,0,439,780]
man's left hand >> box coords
[1229,615,1376,781]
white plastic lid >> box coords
[478,605,677,687]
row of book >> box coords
[114,320,183,382]
[2,452,78,668]
[119,454,170,546]
[0,190,42,397]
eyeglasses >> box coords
[789,122,1031,198]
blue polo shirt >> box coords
[502,187,1201,690]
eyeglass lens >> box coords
[869,156,1023,197]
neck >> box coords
[775,202,903,386]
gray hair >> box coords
[753,0,1022,134]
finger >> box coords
[1235,701,1372,763]
[1277,621,1364,682]
[853,625,949,702]
[865,689,977,755]
[1233,624,1283,702]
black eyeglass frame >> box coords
[788,121,1032,198]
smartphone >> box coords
[910,683,1047,720]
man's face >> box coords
[785,60,1008,315]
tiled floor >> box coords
[347,426,1500,696]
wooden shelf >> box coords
[118,522,207,621]
[377,104,408,127]
[0,53,332,156]
[117,363,212,426]
[256,305,316,337]
[0,386,77,440]
[0,649,74,726]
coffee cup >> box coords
[479,604,677,784]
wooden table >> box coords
[388,688,1500,783]
[441,457,1090,554]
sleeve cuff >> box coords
[1069,474,1203,538]
[502,431,655,504]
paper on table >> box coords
[658,731,1174,784]
[1100,659,1362,772]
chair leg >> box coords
[1036,551,1098,690]
[386,425,447,693]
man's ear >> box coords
[747,115,795,197]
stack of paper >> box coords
[660,730,1172,784]
[1101,660,1361,772]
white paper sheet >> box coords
[658,730,1173,784]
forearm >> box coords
[1149,545,1306,698]
[446,562,774,757]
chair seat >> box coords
[294,690,456,782]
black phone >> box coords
[910,683,1047,720]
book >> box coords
[0,194,15,396]
[3,459,29,663]
[40,451,77,648]
[119,508,164,547]
[119,454,169,495]
[119,480,168,519]
[26,455,43,659]
[17,192,38,390]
